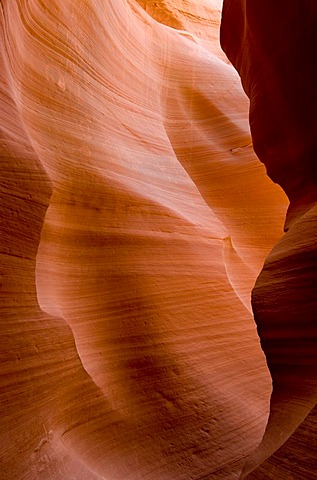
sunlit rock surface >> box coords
[0,1,297,479]
[221,1,317,478]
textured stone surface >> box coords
[221,1,317,478]
[0,1,298,479]
[247,406,317,480]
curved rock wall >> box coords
[0,1,292,479]
[221,1,317,477]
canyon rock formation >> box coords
[221,0,317,478]
[0,0,314,479]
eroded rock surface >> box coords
[221,1,317,477]
[0,1,298,479]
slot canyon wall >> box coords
[0,1,315,479]
[221,1,317,478]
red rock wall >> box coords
[0,1,291,479]
[221,1,317,477]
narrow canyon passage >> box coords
[0,1,315,479]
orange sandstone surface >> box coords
[0,1,313,479]
[221,1,317,478]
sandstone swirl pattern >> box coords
[0,1,289,479]
[221,1,317,478]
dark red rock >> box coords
[221,1,317,477]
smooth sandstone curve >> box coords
[221,1,317,477]
[1,1,287,479]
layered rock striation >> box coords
[0,0,307,479]
[221,1,317,477]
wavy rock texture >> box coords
[0,1,289,479]
[221,1,317,478]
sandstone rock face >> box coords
[221,1,317,478]
[0,1,291,479]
